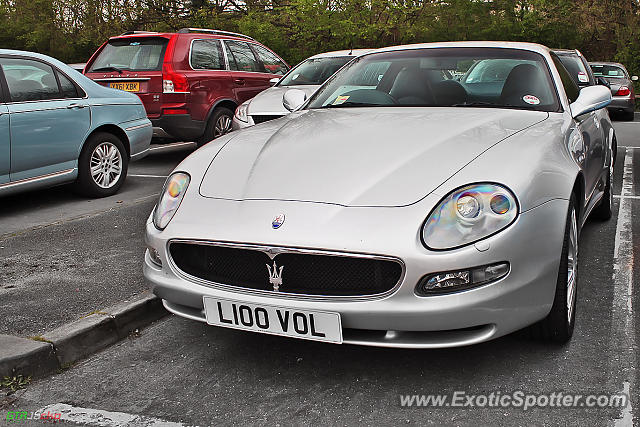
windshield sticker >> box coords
[332,95,350,105]
[577,72,589,83]
[523,95,540,105]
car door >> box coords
[223,40,271,103]
[552,54,604,204]
[0,56,91,182]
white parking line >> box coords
[37,403,190,427]
[613,194,640,199]
[128,174,168,178]
[610,147,636,426]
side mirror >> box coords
[596,76,611,89]
[632,75,638,82]
[282,89,307,112]
[269,77,280,86]
[570,85,611,118]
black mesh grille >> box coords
[251,115,283,124]
[169,242,403,296]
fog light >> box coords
[416,262,509,295]
[148,247,162,267]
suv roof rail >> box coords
[119,31,160,36]
[177,28,255,41]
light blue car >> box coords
[0,49,152,197]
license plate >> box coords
[109,82,140,92]
[203,297,342,344]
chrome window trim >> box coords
[188,39,227,72]
[166,239,407,302]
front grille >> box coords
[251,115,283,124]
[169,242,403,297]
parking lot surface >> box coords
[1,117,639,425]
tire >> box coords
[529,195,578,343]
[621,110,635,121]
[592,145,614,221]
[74,132,129,198]
[196,107,234,147]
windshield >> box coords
[88,37,168,72]
[306,47,560,112]
[278,56,353,86]
[590,64,627,79]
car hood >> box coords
[247,85,320,115]
[199,108,548,207]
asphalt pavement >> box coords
[1,117,639,426]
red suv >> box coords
[84,28,289,144]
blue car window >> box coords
[57,71,79,98]
[0,58,61,102]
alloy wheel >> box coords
[214,115,232,138]
[90,142,123,189]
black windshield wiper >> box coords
[91,66,125,74]
[451,102,502,108]
[319,102,381,109]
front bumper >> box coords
[123,118,153,161]
[144,197,568,348]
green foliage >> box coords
[1,375,32,393]
[0,0,638,77]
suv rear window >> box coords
[88,37,168,72]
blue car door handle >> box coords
[67,103,86,109]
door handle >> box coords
[67,103,86,109]
[233,78,245,85]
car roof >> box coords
[552,49,582,56]
[589,61,626,68]
[368,41,552,56]
[107,32,256,44]
[307,49,375,59]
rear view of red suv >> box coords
[84,28,289,144]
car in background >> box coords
[590,62,637,121]
[232,49,372,129]
[68,63,86,73]
[145,42,614,348]
[0,49,152,198]
[84,28,289,145]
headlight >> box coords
[153,172,190,230]
[234,102,249,123]
[422,183,518,250]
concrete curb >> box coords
[0,292,167,380]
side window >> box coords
[551,54,580,103]
[57,72,78,98]
[0,57,61,102]
[252,45,288,75]
[224,41,262,72]
[191,39,224,70]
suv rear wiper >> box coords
[90,66,125,74]
[451,102,501,107]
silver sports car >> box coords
[144,42,614,348]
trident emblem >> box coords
[266,261,284,291]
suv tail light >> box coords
[616,86,631,96]
[163,63,188,93]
